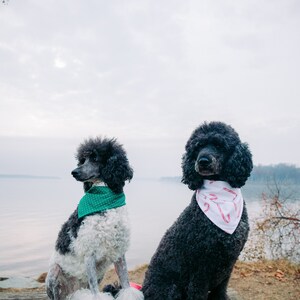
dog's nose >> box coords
[71,169,80,177]
[198,157,211,167]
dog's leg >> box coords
[207,275,231,300]
[114,255,144,300]
[85,254,101,296]
[79,255,117,300]
[46,263,76,300]
[46,263,61,300]
[187,273,209,300]
[114,255,130,289]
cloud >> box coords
[54,57,67,69]
[0,0,299,169]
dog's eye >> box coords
[78,158,85,165]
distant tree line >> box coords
[249,163,300,183]
[160,164,300,183]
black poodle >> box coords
[46,137,143,300]
[142,121,253,300]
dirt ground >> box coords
[229,260,300,300]
[0,260,299,300]
[101,259,300,300]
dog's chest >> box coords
[72,207,130,258]
[53,206,130,280]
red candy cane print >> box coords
[209,192,231,223]
[209,193,218,201]
[223,187,241,217]
[223,187,238,200]
[203,202,210,212]
[217,204,231,224]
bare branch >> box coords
[242,177,300,262]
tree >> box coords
[257,179,300,261]
[242,178,300,262]
[249,163,300,183]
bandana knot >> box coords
[78,186,126,219]
[196,180,243,234]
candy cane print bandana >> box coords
[196,180,243,234]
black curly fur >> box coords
[182,121,252,190]
[55,208,82,255]
[142,121,253,300]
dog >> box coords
[142,121,253,299]
[46,137,143,300]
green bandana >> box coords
[77,186,126,219]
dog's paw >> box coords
[116,287,144,300]
[103,283,121,297]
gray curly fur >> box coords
[142,121,253,300]
[55,137,133,255]
[76,137,133,194]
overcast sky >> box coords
[0,0,299,178]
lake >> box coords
[0,177,283,277]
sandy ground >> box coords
[0,260,299,300]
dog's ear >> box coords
[101,152,133,194]
[222,143,253,188]
[181,153,204,190]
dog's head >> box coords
[182,121,253,190]
[71,137,133,194]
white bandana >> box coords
[196,180,243,234]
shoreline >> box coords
[0,260,299,300]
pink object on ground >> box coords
[130,282,142,290]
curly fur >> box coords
[69,289,114,300]
[46,137,137,300]
[51,207,130,281]
[182,121,252,190]
[142,121,253,300]
[75,137,133,194]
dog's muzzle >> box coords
[195,155,218,176]
[71,167,98,182]
[198,156,211,167]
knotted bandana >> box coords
[77,185,126,219]
[196,180,243,234]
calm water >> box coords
[0,178,264,277]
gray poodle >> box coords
[46,137,143,300]
[142,121,253,300]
